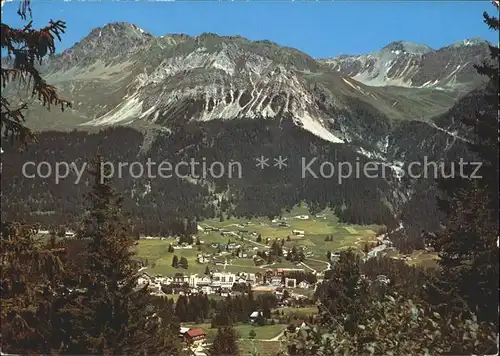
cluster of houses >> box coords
[137,268,315,297]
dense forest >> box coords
[1,0,498,354]
[2,116,400,234]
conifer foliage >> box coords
[428,0,499,324]
[209,326,239,356]
[0,223,66,354]
[63,157,182,355]
[1,0,70,147]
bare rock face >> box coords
[319,38,490,90]
[0,22,493,240]
[2,23,485,141]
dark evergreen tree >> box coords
[1,0,70,146]
[179,256,189,269]
[62,157,178,354]
[172,255,179,268]
[428,2,499,324]
[0,222,67,354]
[209,326,239,356]
[315,249,372,334]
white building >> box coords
[196,276,212,286]
[65,230,75,238]
[292,230,305,235]
[298,281,310,289]
[137,272,151,286]
[197,254,210,263]
[270,276,282,286]
[201,285,214,295]
[211,272,237,289]
[189,274,199,288]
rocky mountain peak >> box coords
[380,41,433,55]
[446,37,490,48]
[53,22,153,69]
[319,38,490,89]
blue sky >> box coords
[2,1,498,58]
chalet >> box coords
[64,230,75,238]
[197,254,209,264]
[212,272,236,289]
[289,319,308,332]
[298,281,310,289]
[137,272,152,286]
[213,258,226,266]
[270,276,282,286]
[330,252,341,262]
[185,328,206,343]
[173,273,188,284]
[249,311,262,323]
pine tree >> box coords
[249,329,256,339]
[209,326,239,356]
[315,249,372,334]
[1,4,70,350]
[1,0,71,147]
[61,157,177,354]
[172,255,179,268]
[0,222,67,354]
[205,266,211,275]
[429,2,499,324]
[179,256,189,269]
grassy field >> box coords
[238,340,285,356]
[407,250,440,268]
[136,241,208,276]
[274,306,318,317]
[289,288,316,298]
[183,322,287,341]
[136,204,383,277]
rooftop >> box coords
[187,328,206,338]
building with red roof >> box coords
[185,328,206,343]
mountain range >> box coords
[1,22,493,247]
